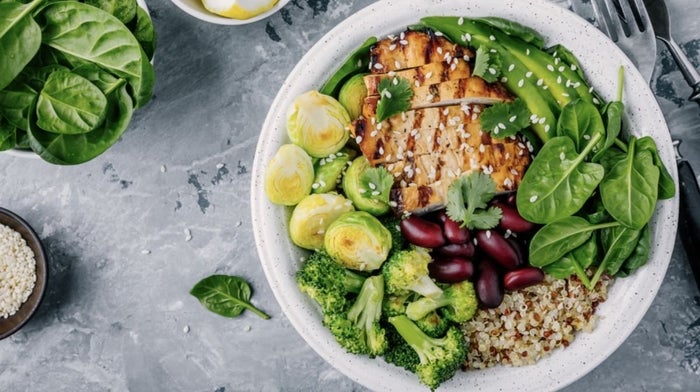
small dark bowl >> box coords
[0,207,47,340]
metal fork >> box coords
[569,0,657,83]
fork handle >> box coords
[658,37,700,106]
[678,159,700,293]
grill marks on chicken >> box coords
[351,30,532,214]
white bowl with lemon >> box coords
[172,0,289,25]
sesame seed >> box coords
[529,195,538,203]
[558,66,566,72]
[400,39,408,45]
[583,134,591,140]
[562,92,570,97]
[359,188,366,194]
[427,94,434,102]
[374,63,384,70]
[525,71,533,78]
[488,67,497,75]
[571,64,578,71]
[378,147,384,155]
[389,44,397,51]
[526,48,531,55]
[560,152,566,161]
[437,47,443,54]
[425,71,433,79]
[557,76,562,84]
[371,191,380,196]
[370,130,378,137]
[501,76,509,83]
[509,115,517,123]
[510,168,519,175]
[458,17,464,25]
[547,64,555,72]
[498,123,506,130]
[593,97,600,105]
[538,117,546,124]
[545,124,551,133]
[489,35,496,41]
[141,249,151,255]
[415,80,421,87]
[465,33,472,41]
[435,31,443,36]
[536,78,544,86]
[508,64,515,72]
[518,79,524,87]
[356,136,363,143]
[160,165,167,173]
[486,230,492,239]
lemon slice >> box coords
[201,0,279,19]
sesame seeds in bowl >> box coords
[0,207,48,340]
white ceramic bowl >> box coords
[251,0,679,390]
[171,0,290,25]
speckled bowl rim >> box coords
[170,0,290,25]
[251,0,679,390]
[0,207,48,340]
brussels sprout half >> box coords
[338,73,368,120]
[287,90,350,158]
[343,156,391,216]
[289,193,355,250]
[264,144,314,206]
[324,211,393,272]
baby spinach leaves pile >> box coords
[0,0,156,164]
[520,72,675,289]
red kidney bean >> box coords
[503,267,545,291]
[400,215,445,248]
[475,230,521,270]
[476,260,504,308]
[429,257,474,283]
[493,201,536,233]
[505,237,527,268]
[441,215,470,244]
[433,242,475,258]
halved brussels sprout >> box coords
[324,211,392,271]
[287,90,350,158]
[289,193,355,250]
[338,73,368,120]
[265,144,314,206]
[343,156,391,216]
[312,147,357,194]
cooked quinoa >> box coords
[0,223,37,319]
[463,275,610,369]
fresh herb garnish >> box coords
[480,98,531,138]
[191,275,270,320]
[359,166,394,204]
[376,77,413,122]
[446,172,502,229]
[472,46,501,83]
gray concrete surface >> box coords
[0,0,698,391]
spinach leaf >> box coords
[618,224,651,276]
[580,196,610,225]
[589,224,641,287]
[0,118,16,151]
[190,275,270,320]
[475,17,545,48]
[0,80,37,130]
[129,6,156,61]
[600,137,659,229]
[14,129,30,149]
[28,82,133,164]
[556,99,604,155]
[0,0,43,91]
[19,64,70,91]
[84,0,137,25]
[591,101,623,162]
[40,1,154,108]
[636,136,675,200]
[529,216,617,267]
[516,135,605,224]
[36,70,108,134]
[320,36,377,97]
[72,63,126,95]
[543,234,598,287]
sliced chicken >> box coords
[364,60,472,96]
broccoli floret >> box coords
[388,315,467,390]
[325,275,388,357]
[405,280,478,323]
[296,251,366,313]
[382,248,443,298]
[383,322,420,372]
[382,292,411,317]
[414,311,451,338]
[379,214,406,252]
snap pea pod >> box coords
[421,17,557,142]
[320,36,377,98]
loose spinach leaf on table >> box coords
[190,275,271,320]
[516,135,605,224]
[0,0,43,91]
[529,216,618,267]
[40,1,154,108]
[36,70,108,134]
[600,137,659,230]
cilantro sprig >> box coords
[480,98,532,138]
[472,46,502,83]
[376,77,413,122]
[446,172,502,229]
[360,167,394,204]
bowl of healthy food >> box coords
[171,0,290,25]
[0,0,156,164]
[0,207,48,340]
[251,0,678,390]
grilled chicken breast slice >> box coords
[369,30,473,74]
[364,60,472,96]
